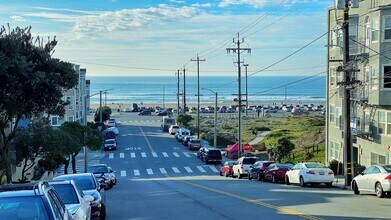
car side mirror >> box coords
[361,172,365,176]
[109,170,113,173]
[83,195,94,203]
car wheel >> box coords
[225,171,229,177]
[285,176,290,185]
[113,178,117,185]
[232,172,236,178]
[300,176,306,187]
[375,182,385,198]
[100,203,106,220]
[219,171,223,176]
[238,171,242,179]
[325,182,332,188]
[248,173,252,180]
[272,175,276,183]
[352,181,359,194]
[109,181,113,189]
[257,174,262,181]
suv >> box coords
[232,157,258,179]
[0,181,73,220]
[169,125,180,135]
[87,164,116,188]
[187,138,201,150]
[201,148,222,164]
[53,173,107,219]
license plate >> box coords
[319,171,324,175]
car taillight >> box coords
[328,170,334,175]
[385,174,391,180]
[306,170,315,175]
[241,165,243,169]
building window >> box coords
[372,18,379,42]
[378,111,386,134]
[51,116,58,126]
[76,112,79,119]
[383,17,391,41]
[67,97,74,110]
[383,66,391,89]
[349,17,358,54]
[370,0,378,8]
[335,107,341,128]
[329,105,335,124]
[329,141,341,159]
[330,68,336,86]
[68,116,74,122]
[371,66,378,90]
[371,152,386,165]
[387,112,391,135]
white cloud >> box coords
[219,0,268,8]
[10,15,26,22]
[169,0,185,3]
[191,3,213,8]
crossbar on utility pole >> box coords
[191,55,205,139]
[227,33,251,158]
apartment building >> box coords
[326,0,391,167]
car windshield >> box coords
[55,176,96,190]
[382,165,391,172]
[105,140,115,144]
[87,166,108,173]
[191,140,200,143]
[0,196,49,220]
[208,150,221,156]
[52,184,79,204]
[227,161,235,166]
[243,158,257,164]
[305,163,327,169]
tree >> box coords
[267,137,295,163]
[0,26,78,183]
[177,114,193,127]
[94,106,112,122]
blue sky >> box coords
[0,0,332,76]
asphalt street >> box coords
[97,112,390,220]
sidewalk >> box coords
[249,131,272,145]
[55,149,105,176]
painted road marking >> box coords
[184,167,193,173]
[120,153,125,158]
[183,153,191,158]
[109,153,114,159]
[121,171,126,177]
[159,168,167,174]
[134,170,140,176]
[173,152,180,157]
[197,166,206,173]
[209,165,219,172]
[141,152,147,158]
[147,169,154,175]
[162,152,169,157]
[152,152,158,157]
[130,153,136,158]
[172,167,180,173]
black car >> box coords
[157,111,167,116]
[138,110,151,115]
[0,181,73,219]
[248,161,275,181]
[53,173,107,219]
[201,148,222,164]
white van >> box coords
[176,128,191,142]
[161,116,176,132]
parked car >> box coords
[104,131,117,142]
[188,138,201,150]
[50,180,94,220]
[107,126,119,135]
[285,162,334,187]
[282,105,293,111]
[104,139,117,151]
[107,119,116,127]
[169,125,180,135]
[87,164,117,188]
[220,161,235,177]
[123,107,131,112]
[197,147,208,159]
[201,148,222,164]
[263,163,293,183]
[131,103,139,112]
[138,110,151,115]
[248,161,275,181]
[351,164,391,198]
[0,181,73,220]
[182,135,192,146]
[53,173,107,219]
[232,157,258,179]
[176,128,190,142]
[157,111,168,116]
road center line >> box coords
[137,121,155,153]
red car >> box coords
[263,163,293,183]
[220,161,235,177]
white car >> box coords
[168,125,180,135]
[107,119,116,127]
[285,162,334,187]
[50,180,94,220]
[351,164,391,198]
[108,126,119,135]
[232,157,258,179]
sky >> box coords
[0,0,333,76]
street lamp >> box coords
[202,88,218,148]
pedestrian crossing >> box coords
[116,120,161,124]
[107,151,197,159]
[118,165,220,178]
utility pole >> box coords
[191,55,205,139]
[244,64,249,116]
[183,68,186,113]
[227,33,251,158]
[285,85,287,105]
[99,90,102,123]
[176,70,181,114]
[163,85,165,109]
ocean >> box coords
[88,76,326,105]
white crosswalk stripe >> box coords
[141,152,147,157]
[159,168,167,174]
[183,153,191,158]
[184,167,193,173]
[173,152,180,157]
[120,153,125,158]
[152,152,158,157]
[134,170,140,176]
[172,167,180,173]
[197,166,206,173]
[146,169,154,175]
[208,165,219,172]
[162,152,169,157]
[109,153,114,159]
[130,153,136,158]
[121,171,126,177]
